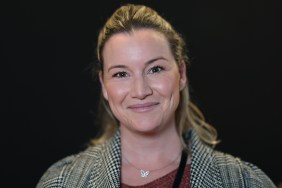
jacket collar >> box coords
[89,130,121,187]
[189,129,223,187]
[89,129,222,187]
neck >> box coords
[120,124,183,166]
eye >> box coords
[112,71,128,78]
[148,65,164,74]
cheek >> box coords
[152,74,180,96]
[104,82,131,123]
[105,82,129,103]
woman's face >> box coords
[100,29,186,134]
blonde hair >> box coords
[92,4,219,146]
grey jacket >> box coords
[36,129,276,187]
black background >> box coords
[3,0,281,187]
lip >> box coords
[127,102,159,112]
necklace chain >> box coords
[122,151,182,178]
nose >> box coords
[130,76,153,99]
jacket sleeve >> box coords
[216,152,276,188]
[240,160,277,188]
[36,155,76,188]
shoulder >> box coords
[36,131,121,188]
[212,150,276,187]
[188,129,275,187]
[36,144,105,188]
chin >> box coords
[129,122,164,135]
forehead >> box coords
[102,29,173,64]
[106,29,169,46]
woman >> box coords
[36,4,276,188]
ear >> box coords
[179,62,187,91]
[99,71,108,100]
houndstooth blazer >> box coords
[36,129,276,188]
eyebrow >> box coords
[107,57,168,72]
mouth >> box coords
[127,102,159,112]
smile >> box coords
[127,102,159,113]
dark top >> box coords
[121,164,190,188]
